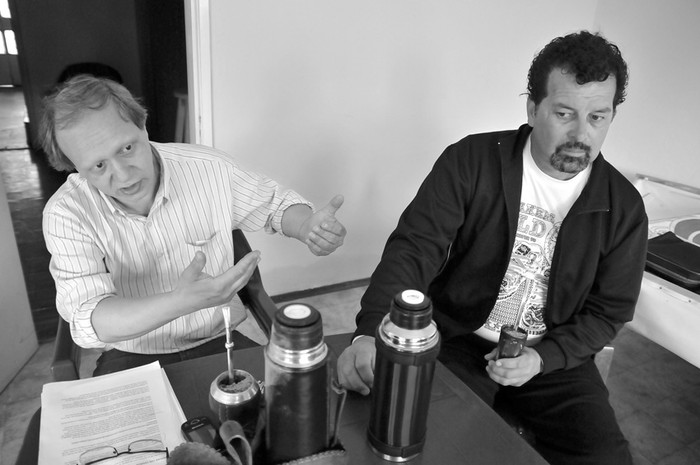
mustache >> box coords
[556,141,591,153]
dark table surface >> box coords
[164,333,548,465]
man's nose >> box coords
[110,159,130,182]
[568,119,588,142]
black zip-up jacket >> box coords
[355,124,648,373]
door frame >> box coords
[184,0,213,147]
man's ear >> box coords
[526,99,537,126]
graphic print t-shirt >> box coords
[474,137,591,344]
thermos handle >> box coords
[220,420,253,465]
[329,378,347,448]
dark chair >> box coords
[50,229,278,382]
[57,62,123,84]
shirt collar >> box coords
[150,144,170,210]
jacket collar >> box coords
[570,151,611,215]
[498,124,530,245]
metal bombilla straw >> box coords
[221,305,235,384]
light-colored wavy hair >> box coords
[39,75,148,172]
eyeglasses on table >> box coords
[77,438,169,464]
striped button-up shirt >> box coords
[43,142,310,354]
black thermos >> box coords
[264,303,331,463]
[368,289,441,462]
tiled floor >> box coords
[0,86,68,343]
[2,86,700,465]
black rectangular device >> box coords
[181,416,224,451]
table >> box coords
[630,175,700,368]
[164,333,547,464]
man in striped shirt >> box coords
[40,75,346,375]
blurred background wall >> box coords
[205,1,699,295]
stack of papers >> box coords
[39,362,186,464]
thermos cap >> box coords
[267,303,328,368]
[282,304,312,320]
[379,290,439,352]
[271,304,323,350]
[390,289,433,330]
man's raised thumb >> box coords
[325,194,344,215]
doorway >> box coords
[3,0,188,345]
[8,0,188,148]
[0,0,20,86]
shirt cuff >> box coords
[270,194,314,237]
[69,295,113,349]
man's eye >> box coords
[590,114,606,122]
[123,144,133,152]
[556,112,572,119]
[95,162,105,170]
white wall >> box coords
[208,0,598,294]
[593,0,700,188]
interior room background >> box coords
[204,0,700,294]
[2,0,698,385]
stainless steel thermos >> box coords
[264,303,333,463]
[368,289,441,462]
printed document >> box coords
[39,362,185,465]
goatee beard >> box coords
[550,141,591,174]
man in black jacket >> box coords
[337,31,647,465]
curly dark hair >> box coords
[527,30,628,110]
